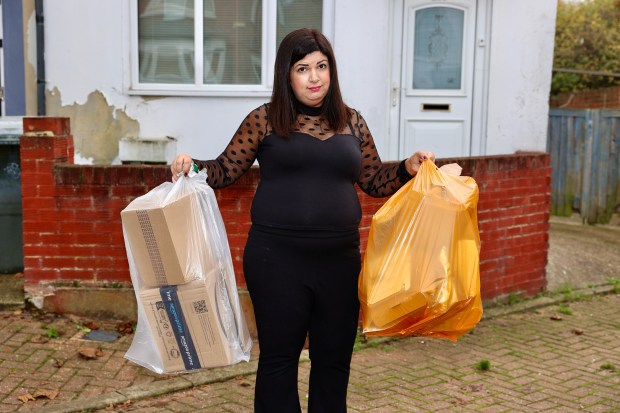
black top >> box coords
[194,103,412,232]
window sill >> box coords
[127,87,273,98]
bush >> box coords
[552,0,620,94]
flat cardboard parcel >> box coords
[140,278,235,372]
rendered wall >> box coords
[485,0,558,155]
[38,0,556,164]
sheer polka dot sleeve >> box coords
[192,105,268,188]
[354,111,412,198]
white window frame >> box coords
[127,0,334,97]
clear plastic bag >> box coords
[121,170,252,373]
[359,160,483,341]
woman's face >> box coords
[289,51,330,108]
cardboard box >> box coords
[121,190,213,287]
[366,287,428,329]
[139,277,235,372]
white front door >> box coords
[395,0,479,158]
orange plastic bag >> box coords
[359,160,482,341]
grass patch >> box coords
[474,359,491,371]
[353,329,377,351]
[560,286,584,302]
[353,329,390,352]
[600,363,617,372]
[43,325,60,339]
[558,303,573,315]
[507,292,523,305]
[75,324,92,333]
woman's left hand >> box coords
[405,151,436,176]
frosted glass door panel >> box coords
[412,7,464,90]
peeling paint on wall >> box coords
[46,88,140,164]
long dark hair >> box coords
[269,28,351,137]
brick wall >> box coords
[20,117,551,306]
[550,86,620,109]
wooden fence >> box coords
[547,109,620,224]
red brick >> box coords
[22,233,44,247]
[41,257,78,269]
[23,244,60,257]
[550,86,620,109]
[20,171,55,186]
[57,221,96,234]
[34,185,55,198]
[110,185,150,198]
[39,233,73,245]
[23,268,60,282]
[96,269,131,282]
[90,245,124,258]
[52,269,95,281]
[23,256,42,268]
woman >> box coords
[171,28,434,413]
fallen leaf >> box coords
[84,321,99,330]
[452,397,469,405]
[105,400,132,410]
[78,347,104,359]
[550,314,563,321]
[461,383,485,392]
[17,389,59,403]
[17,394,35,403]
[117,321,135,335]
[34,389,59,400]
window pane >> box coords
[136,0,325,87]
[204,0,263,85]
[412,7,464,90]
[276,0,322,48]
[138,0,195,84]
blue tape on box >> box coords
[159,285,201,370]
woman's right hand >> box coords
[170,153,194,182]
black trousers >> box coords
[243,225,361,413]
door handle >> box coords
[391,83,400,107]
